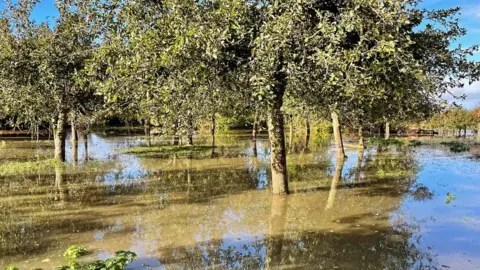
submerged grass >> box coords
[440,141,470,152]
[0,159,58,177]
[368,138,405,147]
[408,140,423,147]
[120,145,214,157]
[0,159,115,177]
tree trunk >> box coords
[358,126,366,149]
[305,114,310,151]
[267,91,289,195]
[54,111,67,162]
[331,111,345,159]
[325,156,345,210]
[172,119,180,145]
[477,124,480,140]
[83,132,89,162]
[71,115,78,165]
[186,113,194,146]
[385,122,390,140]
[54,163,67,203]
[144,121,151,147]
[354,150,364,182]
[252,111,258,140]
[265,195,288,269]
[288,117,293,153]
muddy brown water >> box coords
[0,132,479,269]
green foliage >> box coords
[64,245,89,260]
[1,140,6,148]
[59,250,137,270]
[408,140,423,147]
[440,141,470,153]
[368,138,405,147]
[5,267,19,270]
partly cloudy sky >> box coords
[419,0,480,109]
[1,0,479,109]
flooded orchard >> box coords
[1,132,479,269]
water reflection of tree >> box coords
[153,192,438,269]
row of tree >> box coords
[0,0,478,194]
[421,106,480,137]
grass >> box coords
[440,141,470,153]
[0,159,115,177]
[120,145,214,157]
[368,138,405,147]
[408,140,423,147]
[0,159,58,177]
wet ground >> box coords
[0,132,479,269]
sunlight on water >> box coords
[0,132,479,269]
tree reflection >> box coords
[265,195,288,269]
[325,156,345,210]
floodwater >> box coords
[0,131,479,269]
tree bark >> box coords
[54,110,67,162]
[385,122,390,140]
[325,156,345,210]
[144,121,151,147]
[252,111,258,140]
[331,111,345,159]
[354,150,364,182]
[71,114,78,165]
[358,126,366,149]
[305,114,310,151]
[54,163,67,203]
[83,132,89,162]
[267,90,289,195]
[187,113,194,146]
[172,119,180,145]
[288,117,293,153]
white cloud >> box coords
[445,81,480,109]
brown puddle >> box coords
[1,132,479,269]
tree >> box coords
[0,0,97,162]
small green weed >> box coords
[63,245,88,259]
[445,192,456,205]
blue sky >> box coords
[1,0,479,109]
[417,0,480,108]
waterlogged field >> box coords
[0,132,479,269]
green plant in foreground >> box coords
[59,250,137,270]
[64,245,89,259]
[6,245,137,270]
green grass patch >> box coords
[120,145,213,157]
[368,138,405,147]
[0,159,59,177]
[408,140,423,147]
[440,141,470,152]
